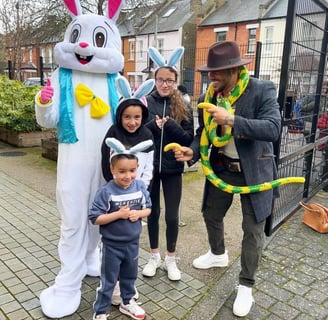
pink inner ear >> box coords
[64,0,79,16]
[108,0,121,19]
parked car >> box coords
[24,77,41,86]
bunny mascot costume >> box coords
[34,0,124,317]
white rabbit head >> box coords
[54,0,124,74]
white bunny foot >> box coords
[40,286,81,318]
[86,249,101,277]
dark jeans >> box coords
[202,171,265,287]
[147,172,182,253]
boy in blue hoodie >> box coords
[89,138,152,320]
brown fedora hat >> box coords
[197,41,252,72]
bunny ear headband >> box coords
[148,46,185,69]
[105,137,153,161]
[115,76,155,110]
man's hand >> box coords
[173,146,194,162]
[207,107,234,126]
[40,78,54,104]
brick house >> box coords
[194,0,288,96]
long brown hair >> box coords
[170,88,189,123]
[155,66,189,123]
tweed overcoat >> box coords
[190,77,282,223]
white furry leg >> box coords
[40,285,81,318]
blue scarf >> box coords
[57,68,119,143]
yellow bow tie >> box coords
[75,83,110,118]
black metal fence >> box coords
[266,0,328,235]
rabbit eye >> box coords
[94,27,107,47]
[70,25,81,43]
[95,32,105,47]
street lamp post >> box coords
[15,1,21,80]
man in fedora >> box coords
[174,41,281,317]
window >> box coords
[137,75,143,87]
[128,75,135,88]
[247,28,256,54]
[264,26,273,52]
[48,48,53,64]
[42,47,50,63]
[216,31,226,42]
[138,40,143,59]
[157,38,164,55]
[214,27,228,42]
[129,40,135,60]
[29,48,33,62]
[21,47,26,62]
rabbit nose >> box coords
[79,42,89,48]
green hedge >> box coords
[0,74,41,132]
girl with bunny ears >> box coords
[89,138,152,320]
[101,76,155,189]
[143,47,194,281]
[34,0,124,317]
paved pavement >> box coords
[1,144,328,320]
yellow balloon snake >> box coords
[165,66,305,194]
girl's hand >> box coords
[155,115,169,129]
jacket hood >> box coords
[115,98,149,128]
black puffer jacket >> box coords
[145,90,194,174]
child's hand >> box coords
[119,205,130,219]
[128,210,140,222]
[40,78,54,104]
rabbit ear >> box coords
[134,79,155,99]
[105,137,126,153]
[106,0,124,22]
[148,47,166,67]
[167,47,185,67]
[129,140,153,153]
[115,76,132,99]
[63,0,82,17]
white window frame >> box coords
[138,40,143,59]
[129,39,135,61]
[214,27,228,42]
[246,24,258,54]
[264,26,274,52]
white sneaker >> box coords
[111,281,139,306]
[93,314,107,320]
[192,250,228,269]
[233,284,255,317]
[142,254,161,277]
[163,256,181,281]
[119,299,146,320]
